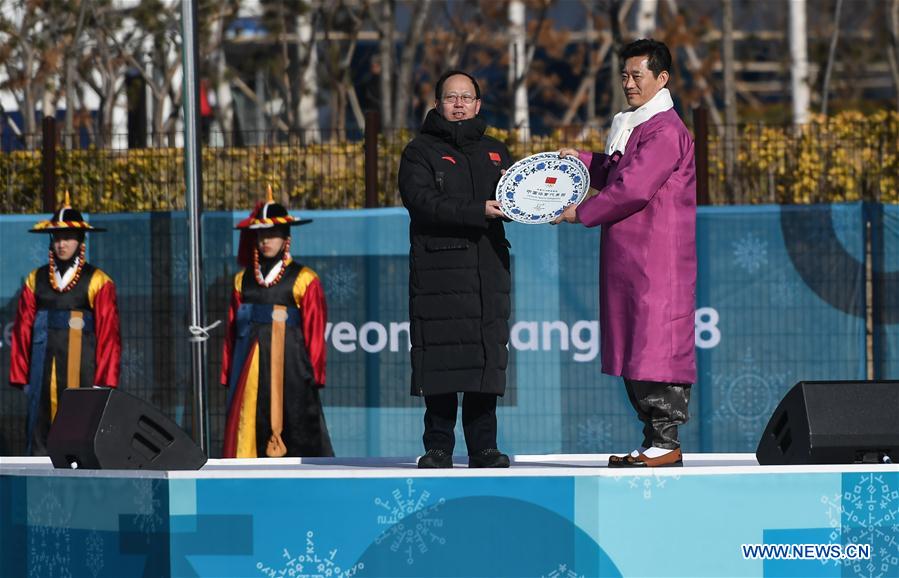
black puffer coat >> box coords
[399,110,512,397]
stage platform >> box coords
[2,454,898,577]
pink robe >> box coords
[576,108,697,384]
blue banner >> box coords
[0,204,870,455]
[3,466,897,577]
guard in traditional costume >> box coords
[220,188,333,458]
[9,194,121,455]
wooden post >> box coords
[364,110,381,208]
[41,116,58,212]
[693,105,710,205]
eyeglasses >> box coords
[442,93,477,104]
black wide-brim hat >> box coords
[234,200,313,230]
[29,203,106,233]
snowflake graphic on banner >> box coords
[541,562,585,578]
[822,474,899,578]
[709,349,791,446]
[575,416,612,454]
[732,234,768,274]
[131,480,164,543]
[85,530,104,578]
[256,531,363,578]
[322,265,358,306]
[612,472,681,501]
[374,478,447,565]
[768,268,803,308]
[29,491,73,578]
[27,240,49,265]
[170,250,190,281]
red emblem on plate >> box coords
[545,176,558,185]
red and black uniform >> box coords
[220,197,333,458]
[9,203,120,455]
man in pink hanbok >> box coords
[555,39,696,468]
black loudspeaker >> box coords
[47,387,207,470]
[756,380,899,465]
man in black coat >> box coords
[398,70,512,469]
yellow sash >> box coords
[66,311,85,389]
[265,305,288,457]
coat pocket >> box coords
[426,237,470,252]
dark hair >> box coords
[434,70,481,101]
[620,39,672,78]
[50,228,85,244]
[49,230,85,247]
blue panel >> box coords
[695,204,866,451]
[6,468,897,577]
[871,203,899,379]
[0,204,869,455]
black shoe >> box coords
[468,448,511,468]
[418,449,453,469]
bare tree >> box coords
[81,1,136,146]
[393,0,433,129]
[366,0,394,127]
[636,0,657,38]
[417,1,508,124]
[209,0,239,143]
[263,0,315,133]
[821,0,844,116]
[0,0,76,145]
[722,0,736,201]
[561,3,613,127]
[890,0,899,112]
[99,1,185,145]
[606,0,629,116]
[509,0,529,138]
[365,0,434,129]
[318,1,366,134]
[295,6,320,138]
[63,0,90,148]
[660,0,722,127]
[789,0,810,124]
[507,0,555,137]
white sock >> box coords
[642,446,675,459]
[629,446,648,458]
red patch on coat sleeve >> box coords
[441,156,456,165]
[488,152,501,162]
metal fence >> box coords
[1,110,896,213]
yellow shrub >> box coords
[1,110,895,212]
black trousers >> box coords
[423,392,498,455]
[624,379,692,450]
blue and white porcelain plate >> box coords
[496,152,590,225]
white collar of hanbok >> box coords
[263,259,284,285]
[605,88,674,155]
[55,257,80,290]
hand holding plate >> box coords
[551,203,579,225]
[485,200,507,219]
[495,152,590,224]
